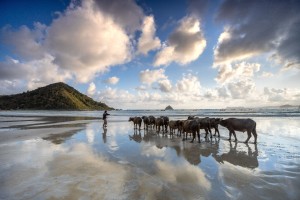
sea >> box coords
[0,108,299,121]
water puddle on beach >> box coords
[0,117,300,199]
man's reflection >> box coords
[102,127,107,143]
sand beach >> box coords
[0,110,300,199]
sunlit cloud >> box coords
[137,15,161,55]
[154,16,206,66]
[87,82,96,96]
[140,69,168,85]
[104,76,119,85]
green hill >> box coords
[0,82,113,110]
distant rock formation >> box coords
[165,105,174,110]
[0,82,113,110]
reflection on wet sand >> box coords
[129,129,259,168]
[43,129,83,144]
[1,117,300,199]
[102,127,107,143]
[129,129,142,143]
[214,142,258,169]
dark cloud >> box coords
[0,24,46,61]
[214,0,300,68]
[277,20,300,69]
[0,59,27,80]
[94,0,144,33]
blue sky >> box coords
[0,0,299,109]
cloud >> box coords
[276,20,300,70]
[0,23,46,61]
[94,0,144,33]
[175,73,201,95]
[0,0,139,90]
[215,62,260,84]
[0,80,27,95]
[0,58,28,80]
[99,87,136,105]
[87,82,96,96]
[260,71,274,78]
[227,79,255,99]
[217,86,230,98]
[263,87,300,103]
[137,15,161,55]
[154,16,206,66]
[140,69,167,85]
[104,76,119,85]
[0,55,71,91]
[45,0,132,83]
[158,79,173,93]
[214,0,300,68]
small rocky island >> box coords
[165,105,174,110]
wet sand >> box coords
[0,115,300,199]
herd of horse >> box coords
[129,116,257,144]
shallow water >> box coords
[0,114,300,199]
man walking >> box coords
[103,110,110,128]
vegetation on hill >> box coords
[0,82,113,110]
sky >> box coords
[0,0,300,109]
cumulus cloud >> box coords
[137,15,161,55]
[104,76,119,85]
[217,86,230,98]
[94,0,144,33]
[0,55,71,91]
[87,82,96,96]
[214,0,300,68]
[95,73,205,109]
[154,16,206,66]
[227,79,255,99]
[215,62,260,84]
[99,87,135,104]
[203,89,218,100]
[140,69,167,85]
[0,23,47,61]
[175,73,201,95]
[0,80,27,95]
[262,87,300,103]
[0,58,28,80]
[158,79,173,93]
[0,0,144,93]
[46,0,132,83]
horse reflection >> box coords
[213,142,258,169]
